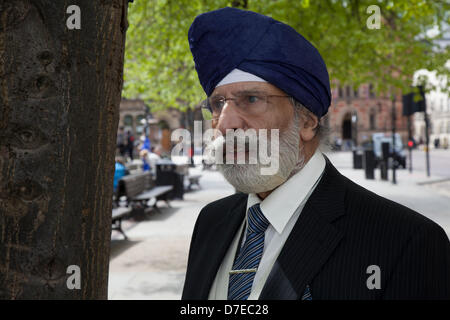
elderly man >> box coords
[182,8,450,300]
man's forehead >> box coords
[211,81,281,96]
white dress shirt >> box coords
[208,149,326,299]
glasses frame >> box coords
[201,93,291,121]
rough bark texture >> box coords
[0,0,128,299]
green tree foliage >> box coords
[123,0,449,111]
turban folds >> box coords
[188,7,332,118]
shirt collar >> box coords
[246,149,326,234]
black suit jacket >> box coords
[182,158,450,300]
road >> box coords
[327,148,450,180]
[408,148,450,178]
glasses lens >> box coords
[239,94,261,106]
[209,96,225,113]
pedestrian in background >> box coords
[113,156,129,193]
[139,134,151,152]
[141,146,161,177]
[117,127,126,157]
[126,130,135,160]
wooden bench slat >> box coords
[112,207,132,219]
[133,185,173,201]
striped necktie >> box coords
[228,203,270,300]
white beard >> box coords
[205,117,305,194]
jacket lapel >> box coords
[194,194,247,299]
[259,158,346,300]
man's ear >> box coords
[299,114,319,142]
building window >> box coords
[369,84,375,98]
[338,86,343,98]
[136,115,146,135]
[369,108,376,130]
[353,86,359,98]
[123,114,133,127]
[345,85,351,98]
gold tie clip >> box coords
[229,268,258,275]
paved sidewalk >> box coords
[108,153,450,300]
[108,168,234,300]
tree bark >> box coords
[0,0,128,299]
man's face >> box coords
[211,81,294,134]
[206,81,305,194]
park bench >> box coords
[119,171,173,213]
[133,185,173,212]
[112,206,132,239]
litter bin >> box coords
[353,148,363,169]
[363,149,375,180]
[156,160,184,200]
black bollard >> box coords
[353,149,363,169]
[364,150,375,180]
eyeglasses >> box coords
[201,93,291,121]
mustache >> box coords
[209,135,276,154]
[203,130,281,168]
[222,141,255,155]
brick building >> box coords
[324,83,409,149]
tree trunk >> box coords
[0,0,128,299]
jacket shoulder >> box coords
[197,192,247,222]
[341,174,446,235]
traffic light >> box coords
[402,86,426,116]
[408,140,414,148]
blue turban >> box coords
[188,7,332,118]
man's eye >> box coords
[247,95,259,103]
[213,99,225,110]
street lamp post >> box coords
[391,94,397,185]
[351,111,358,148]
[407,114,413,173]
[420,85,431,178]
[144,105,150,138]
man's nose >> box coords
[215,101,246,135]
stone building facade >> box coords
[118,98,148,136]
